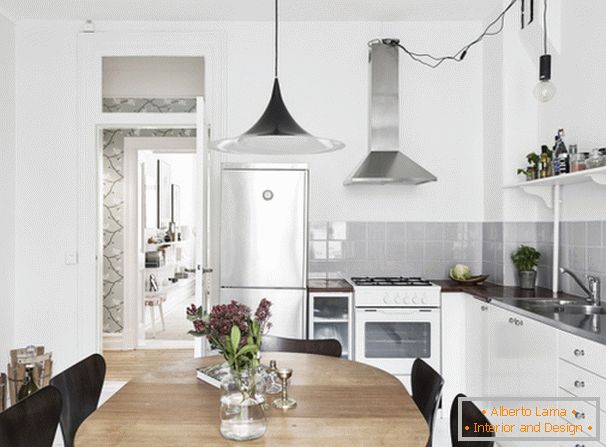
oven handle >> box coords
[360,308,436,315]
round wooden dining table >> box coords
[76,352,429,446]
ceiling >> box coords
[1,0,503,21]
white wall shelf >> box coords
[504,166,606,208]
[503,165,606,297]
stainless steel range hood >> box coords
[344,39,437,185]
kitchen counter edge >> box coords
[435,280,606,346]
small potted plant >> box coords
[187,299,272,441]
[511,245,541,289]
[517,152,540,181]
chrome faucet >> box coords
[560,267,601,305]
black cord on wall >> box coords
[387,0,521,69]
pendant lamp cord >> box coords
[274,0,279,78]
[543,0,547,54]
[389,0,519,69]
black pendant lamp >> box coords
[210,0,345,155]
[533,0,556,102]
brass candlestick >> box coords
[272,368,296,410]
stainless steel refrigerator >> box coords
[220,163,308,338]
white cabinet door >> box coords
[464,297,490,397]
[486,305,519,398]
[516,315,558,397]
[442,293,468,416]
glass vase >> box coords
[220,367,267,441]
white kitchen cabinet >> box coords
[516,314,558,397]
[485,305,520,397]
[558,331,606,447]
[464,297,491,397]
[483,303,558,399]
[442,293,468,416]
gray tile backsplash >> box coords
[309,221,482,279]
[482,221,606,298]
[310,220,606,298]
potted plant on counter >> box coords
[511,245,541,290]
[187,299,272,441]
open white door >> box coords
[194,97,211,358]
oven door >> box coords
[355,308,440,376]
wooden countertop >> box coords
[307,278,353,293]
[76,352,428,446]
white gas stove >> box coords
[352,276,442,391]
[351,276,441,307]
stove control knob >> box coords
[394,295,402,304]
[403,295,410,304]
[421,296,428,304]
[383,293,391,304]
[412,296,419,304]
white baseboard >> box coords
[103,332,124,350]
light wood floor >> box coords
[104,349,193,381]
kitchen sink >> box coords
[514,298,578,306]
[557,304,606,315]
[520,301,606,316]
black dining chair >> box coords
[0,385,62,447]
[50,353,106,447]
[450,393,494,447]
[261,335,342,358]
[411,358,444,447]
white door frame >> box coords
[77,31,226,356]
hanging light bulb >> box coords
[210,0,345,155]
[534,54,556,102]
[534,0,556,102]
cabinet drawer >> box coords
[560,332,606,378]
[560,360,606,406]
[559,389,604,444]
[558,442,603,447]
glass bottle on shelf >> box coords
[585,149,604,169]
[569,145,586,172]
[17,364,39,402]
[552,129,569,175]
[539,145,551,178]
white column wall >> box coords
[0,10,16,371]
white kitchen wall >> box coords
[13,19,485,370]
[0,10,15,371]
[495,0,606,222]
[11,6,606,370]
[220,21,485,222]
[15,21,80,372]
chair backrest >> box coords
[411,358,444,446]
[261,335,342,358]
[50,353,106,447]
[0,386,62,447]
[450,393,495,447]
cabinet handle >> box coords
[574,411,585,420]
[574,349,585,357]
[481,305,488,311]
[574,380,585,388]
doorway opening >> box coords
[102,129,200,350]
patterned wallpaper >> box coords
[102,97,197,113]
[102,97,197,333]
